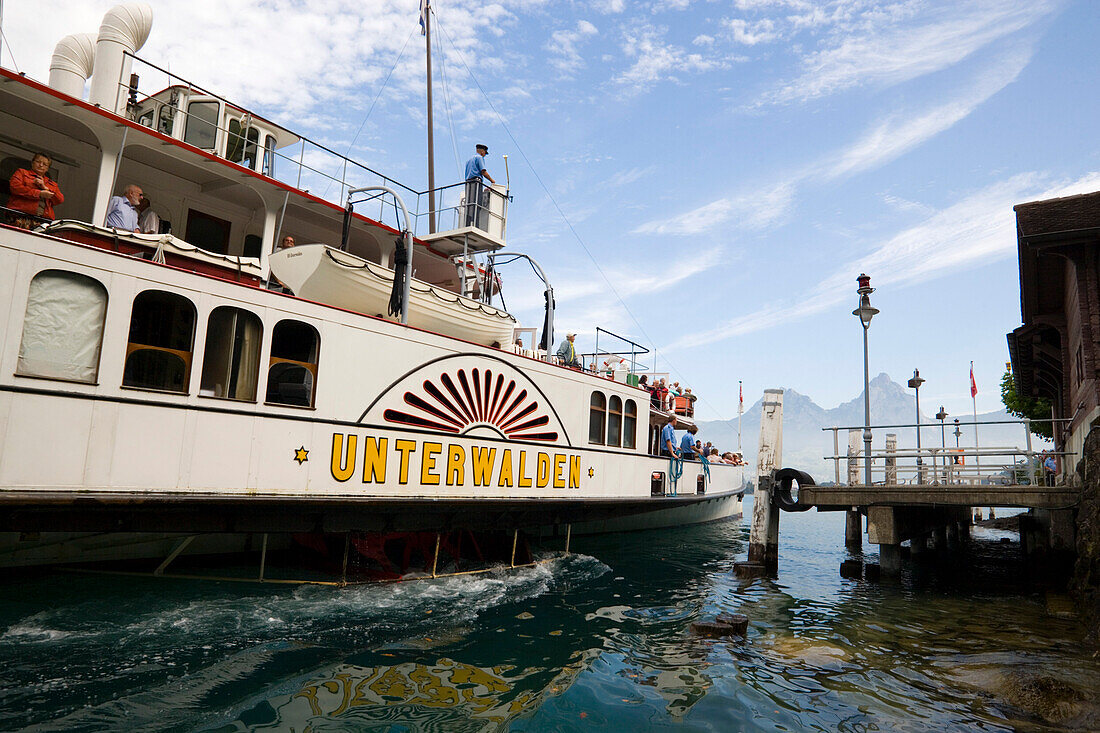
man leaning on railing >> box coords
[463,143,496,229]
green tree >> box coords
[1001,366,1052,439]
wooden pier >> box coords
[735,389,1080,578]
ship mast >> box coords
[424,0,437,233]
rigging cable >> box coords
[432,6,463,179]
[321,27,416,200]
[432,16,727,421]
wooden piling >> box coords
[745,390,783,572]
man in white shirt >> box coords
[138,196,160,234]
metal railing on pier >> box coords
[822,418,1070,487]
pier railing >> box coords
[822,418,1070,487]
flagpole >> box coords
[971,361,980,477]
[423,0,437,234]
[738,380,743,452]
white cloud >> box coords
[664,171,1100,351]
[614,24,720,93]
[820,46,1032,180]
[546,20,599,74]
[726,18,779,46]
[594,0,625,14]
[764,0,1059,105]
[633,182,795,236]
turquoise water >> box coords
[2,500,1099,731]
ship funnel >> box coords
[48,33,98,99]
[87,3,153,114]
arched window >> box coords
[266,320,320,407]
[607,395,623,448]
[624,399,638,449]
[17,270,107,383]
[200,306,262,401]
[123,290,196,393]
[589,392,606,445]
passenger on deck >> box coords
[556,332,582,369]
[105,184,144,231]
[138,196,160,234]
[684,388,697,416]
[6,153,64,226]
[464,144,496,228]
[660,415,679,458]
[278,235,296,249]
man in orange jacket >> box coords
[7,153,64,223]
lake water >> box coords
[2,499,1099,731]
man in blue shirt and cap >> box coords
[660,415,679,458]
[464,144,496,227]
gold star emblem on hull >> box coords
[294,447,309,464]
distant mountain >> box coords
[695,373,1046,482]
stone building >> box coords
[1008,190,1100,466]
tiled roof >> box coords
[1014,189,1100,238]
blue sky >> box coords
[6,0,1099,421]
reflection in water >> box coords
[1,503,1100,731]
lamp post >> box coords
[936,406,947,484]
[908,369,925,483]
[853,274,879,488]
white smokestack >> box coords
[87,3,153,114]
[48,33,97,99]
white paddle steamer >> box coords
[0,4,742,573]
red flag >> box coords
[739,381,743,408]
[970,363,977,398]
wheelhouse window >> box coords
[589,392,606,445]
[607,396,623,447]
[226,118,259,169]
[200,307,262,401]
[263,134,277,176]
[266,320,319,407]
[123,290,196,393]
[183,100,219,150]
[17,270,107,383]
[624,399,638,449]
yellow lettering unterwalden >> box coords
[421,442,442,485]
[569,455,581,489]
[517,451,533,488]
[446,444,466,485]
[362,437,387,483]
[553,454,567,489]
[498,449,514,487]
[472,447,496,486]
[331,433,357,482]
[394,439,417,484]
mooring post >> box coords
[846,429,861,485]
[885,433,897,484]
[741,389,783,575]
[845,509,862,550]
[564,524,572,554]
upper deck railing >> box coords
[116,54,506,242]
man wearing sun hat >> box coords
[556,332,582,369]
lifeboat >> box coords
[269,244,516,347]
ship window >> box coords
[263,134,277,176]
[183,100,219,150]
[624,399,637,449]
[607,395,623,447]
[123,290,196,393]
[17,270,107,383]
[185,209,231,255]
[242,234,262,259]
[137,109,154,128]
[589,392,606,445]
[226,118,260,169]
[200,307,262,401]
[266,320,319,407]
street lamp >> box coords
[953,418,961,447]
[936,406,947,484]
[908,369,925,482]
[853,274,879,487]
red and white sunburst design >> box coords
[383,367,559,442]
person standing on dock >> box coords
[464,144,496,227]
[1043,452,1058,486]
[661,415,679,458]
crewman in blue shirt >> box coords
[660,415,679,457]
[679,424,699,460]
[464,144,496,227]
